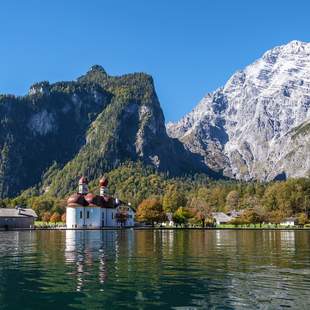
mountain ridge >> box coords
[1,40,310,198]
[0,66,216,198]
[167,40,310,181]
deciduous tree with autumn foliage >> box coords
[50,212,61,223]
[136,198,166,226]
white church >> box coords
[66,176,135,228]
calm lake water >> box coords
[0,229,310,310]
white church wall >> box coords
[126,209,135,227]
[84,207,101,228]
[106,208,117,226]
[66,206,85,228]
[67,204,135,228]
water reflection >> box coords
[65,230,118,291]
[63,230,310,308]
[280,230,296,250]
[0,230,309,309]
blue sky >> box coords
[1,0,310,121]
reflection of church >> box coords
[66,177,135,228]
[64,230,135,292]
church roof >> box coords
[66,176,120,208]
[97,195,115,208]
[85,193,102,207]
[67,192,116,208]
[67,193,89,207]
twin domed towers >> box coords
[78,176,109,195]
[67,176,114,209]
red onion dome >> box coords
[85,193,102,207]
[67,193,89,207]
[99,177,108,187]
[79,176,89,185]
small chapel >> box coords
[66,177,135,228]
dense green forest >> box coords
[0,162,309,225]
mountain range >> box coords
[168,40,310,182]
[1,40,309,198]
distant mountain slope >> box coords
[167,40,310,181]
[0,66,213,198]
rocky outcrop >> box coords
[0,66,211,198]
[0,76,110,198]
[167,40,310,181]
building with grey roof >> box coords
[212,212,233,225]
[0,208,37,230]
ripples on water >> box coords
[0,230,309,309]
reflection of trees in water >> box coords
[130,230,234,308]
[1,230,310,309]
[63,230,227,307]
[221,230,310,309]
[0,232,39,308]
[129,230,310,308]
[0,231,80,310]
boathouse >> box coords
[0,207,38,229]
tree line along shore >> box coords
[0,163,309,228]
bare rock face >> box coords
[28,110,57,136]
[167,40,310,181]
[28,81,50,96]
[0,76,110,198]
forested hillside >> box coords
[0,65,212,198]
[1,162,309,224]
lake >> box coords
[0,229,310,309]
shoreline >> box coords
[1,226,310,232]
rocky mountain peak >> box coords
[77,65,109,84]
[263,40,310,58]
[89,64,108,75]
[28,81,50,96]
[168,41,310,181]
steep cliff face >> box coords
[44,67,212,197]
[0,66,210,198]
[167,40,310,181]
[0,78,110,198]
